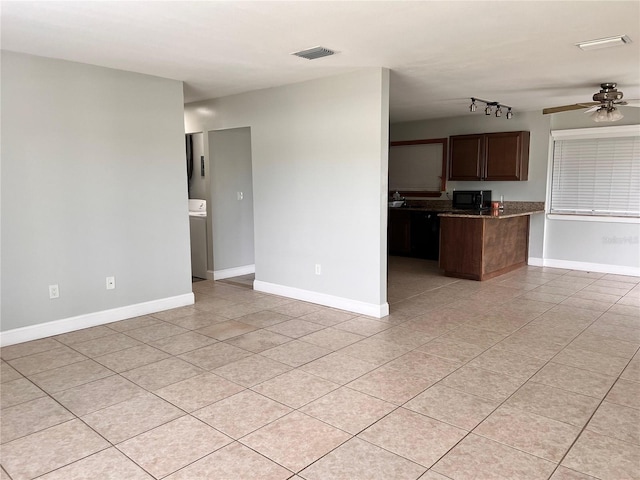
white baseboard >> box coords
[254,280,390,318]
[0,293,194,347]
[529,257,639,277]
[527,257,544,267]
[213,264,255,281]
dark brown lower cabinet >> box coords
[388,210,440,259]
[388,209,411,255]
[439,215,529,280]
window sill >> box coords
[547,213,640,224]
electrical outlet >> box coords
[237,191,243,200]
[106,276,116,290]
[315,264,321,275]
[49,284,59,299]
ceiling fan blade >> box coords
[583,105,600,113]
[620,99,640,107]
[542,102,598,115]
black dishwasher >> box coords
[410,211,440,260]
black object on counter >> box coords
[452,190,492,211]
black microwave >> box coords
[452,190,492,210]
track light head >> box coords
[495,106,502,117]
[469,99,477,112]
[506,108,513,119]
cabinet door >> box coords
[388,209,411,255]
[448,134,484,180]
[410,211,440,260]
[484,131,530,181]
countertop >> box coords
[389,201,545,219]
[438,208,544,219]
[389,206,453,213]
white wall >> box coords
[1,51,192,339]
[185,69,390,316]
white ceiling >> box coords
[2,1,639,123]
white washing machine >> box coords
[189,199,208,279]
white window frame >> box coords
[546,124,640,224]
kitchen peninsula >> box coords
[438,204,544,280]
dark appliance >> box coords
[452,190,492,211]
[410,211,440,260]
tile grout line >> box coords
[545,343,640,479]
[1,266,637,479]
[386,268,636,475]
[265,271,570,474]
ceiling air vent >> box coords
[291,46,336,60]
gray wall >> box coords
[546,108,640,271]
[551,107,640,130]
[544,219,639,270]
[390,111,551,201]
[391,108,640,271]
[391,111,550,258]
[189,133,208,201]
[1,51,192,331]
[185,68,390,308]
[209,127,255,271]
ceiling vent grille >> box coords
[292,46,336,60]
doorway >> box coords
[208,127,255,285]
[186,132,209,281]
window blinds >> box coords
[551,135,640,216]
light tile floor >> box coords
[1,257,639,479]
[218,273,256,289]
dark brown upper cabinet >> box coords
[447,134,484,180]
[448,131,530,181]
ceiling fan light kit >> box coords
[591,106,624,122]
[542,83,638,121]
[469,98,514,119]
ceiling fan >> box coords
[543,83,639,122]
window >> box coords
[389,139,447,197]
[550,125,640,217]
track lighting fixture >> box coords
[468,98,514,119]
